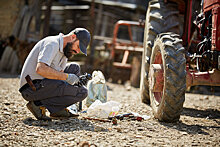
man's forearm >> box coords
[36,62,67,80]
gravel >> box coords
[0,75,220,146]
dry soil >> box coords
[0,74,220,146]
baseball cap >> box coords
[73,28,91,56]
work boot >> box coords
[26,101,51,121]
[50,108,79,119]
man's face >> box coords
[64,39,80,59]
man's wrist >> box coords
[66,73,68,80]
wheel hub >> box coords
[149,51,164,105]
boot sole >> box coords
[26,102,51,121]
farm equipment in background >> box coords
[140,0,220,122]
[108,20,145,86]
[94,20,145,87]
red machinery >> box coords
[186,0,220,87]
[106,20,144,85]
[111,20,144,68]
[140,0,220,122]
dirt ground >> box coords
[0,74,220,146]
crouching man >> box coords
[19,28,91,120]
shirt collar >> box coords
[58,33,64,53]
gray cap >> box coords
[73,28,91,56]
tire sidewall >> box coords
[149,38,166,119]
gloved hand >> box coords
[66,74,80,85]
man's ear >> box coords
[70,34,76,41]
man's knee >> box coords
[64,62,80,75]
[77,87,88,102]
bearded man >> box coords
[19,28,91,120]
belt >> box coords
[19,79,42,93]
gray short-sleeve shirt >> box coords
[19,33,67,88]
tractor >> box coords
[140,0,220,122]
[100,20,144,85]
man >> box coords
[19,28,91,121]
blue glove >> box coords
[66,74,80,85]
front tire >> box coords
[140,0,183,104]
[149,33,186,122]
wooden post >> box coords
[35,0,43,34]
[43,0,53,38]
[130,56,141,88]
[89,0,95,67]
[101,15,108,37]
[94,3,103,36]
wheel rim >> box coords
[149,48,164,106]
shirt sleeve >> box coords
[38,42,58,66]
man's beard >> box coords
[63,42,73,59]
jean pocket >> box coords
[35,79,66,98]
[35,82,43,91]
[21,88,34,101]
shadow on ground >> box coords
[182,107,220,120]
[23,117,109,132]
[160,121,220,135]
[159,107,220,135]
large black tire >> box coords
[140,0,183,104]
[149,32,186,122]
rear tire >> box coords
[140,0,183,104]
[149,33,186,122]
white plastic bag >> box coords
[86,70,107,107]
[87,100,121,118]
[67,104,78,114]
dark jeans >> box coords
[20,63,88,113]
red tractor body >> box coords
[150,0,220,89]
[140,0,220,122]
[203,0,220,51]
[183,0,220,87]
